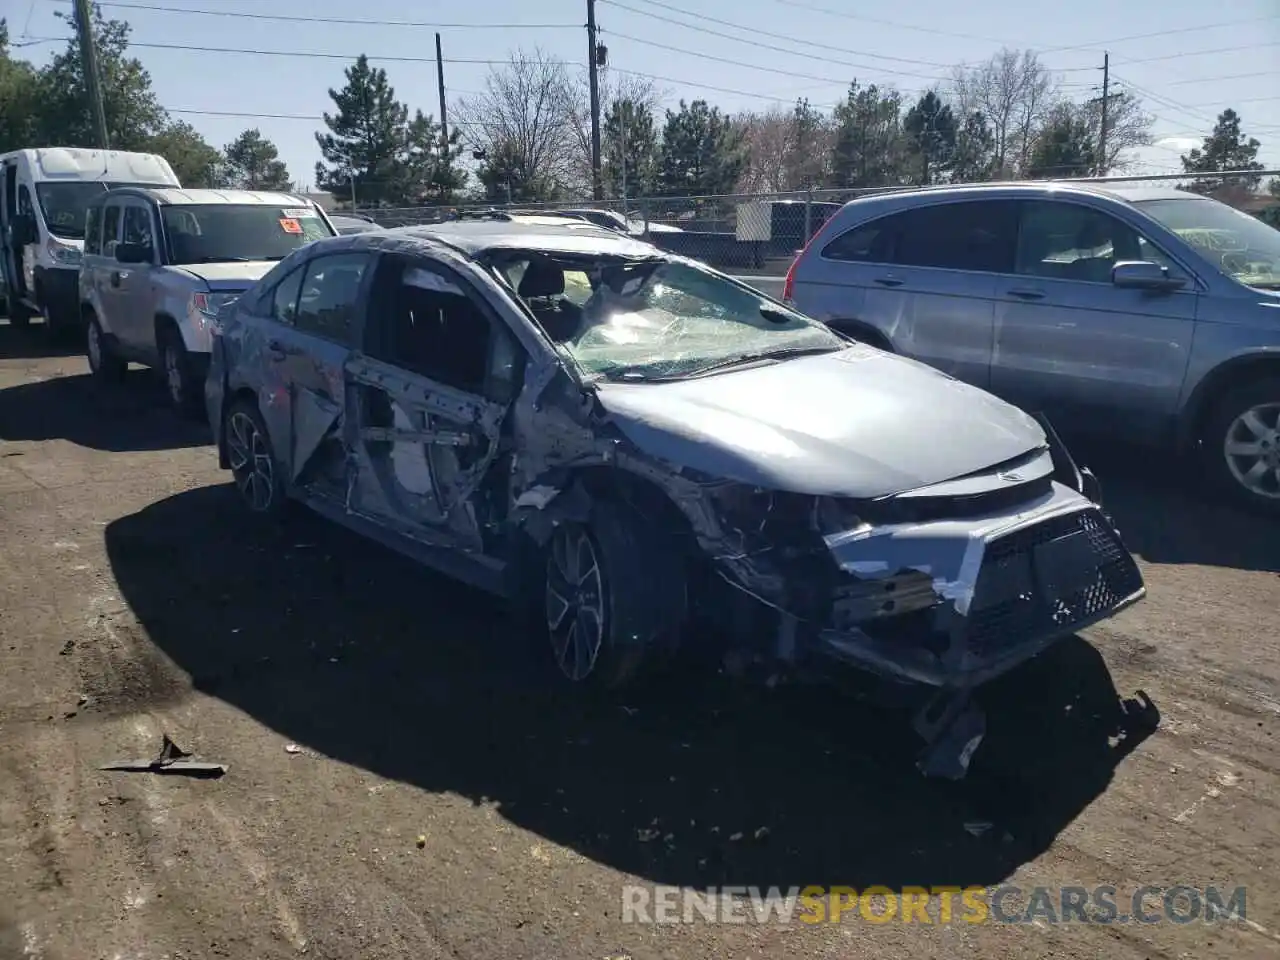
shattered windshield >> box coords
[1135,196,1280,290]
[496,255,846,380]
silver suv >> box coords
[785,183,1280,512]
[79,188,336,414]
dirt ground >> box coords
[1,317,1279,960]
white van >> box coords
[1,148,181,336]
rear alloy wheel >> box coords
[159,329,202,418]
[86,316,126,382]
[225,401,284,517]
[540,497,688,689]
[1204,377,1280,513]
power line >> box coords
[1166,71,1280,86]
[1038,15,1280,55]
[1119,40,1280,65]
[767,0,1015,46]
[603,0,952,81]
[45,0,578,29]
[24,35,571,67]
[606,0,954,68]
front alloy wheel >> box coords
[1222,401,1280,502]
[226,407,278,514]
[546,525,606,682]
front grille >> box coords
[966,508,1141,656]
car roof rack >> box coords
[454,208,514,221]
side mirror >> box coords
[1112,260,1185,291]
[115,242,153,264]
[11,213,36,245]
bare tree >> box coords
[953,49,1057,176]
[737,99,834,193]
[1078,90,1154,172]
[737,107,791,193]
[453,48,579,199]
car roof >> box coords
[839,180,1190,212]
[98,187,317,207]
[382,219,663,258]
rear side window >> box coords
[822,221,894,263]
[84,205,103,256]
[822,200,1018,274]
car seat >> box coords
[517,258,582,342]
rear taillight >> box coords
[781,213,835,301]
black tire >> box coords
[158,326,203,419]
[224,398,287,519]
[539,496,689,690]
[1201,376,1280,514]
[85,314,126,382]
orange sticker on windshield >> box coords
[279,217,302,234]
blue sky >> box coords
[9,0,1280,191]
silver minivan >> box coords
[79,188,335,414]
[785,183,1280,512]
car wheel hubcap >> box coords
[165,345,183,404]
[546,526,605,682]
[226,411,274,512]
[1224,401,1280,499]
[87,324,101,370]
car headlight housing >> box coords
[192,291,240,318]
[46,238,81,266]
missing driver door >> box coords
[346,253,519,553]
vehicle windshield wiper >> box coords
[678,344,844,378]
[185,256,254,263]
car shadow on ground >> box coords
[0,318,84,360]
[0,370,209,452]
[1070,436,1280,574]
[106,483,1159,891]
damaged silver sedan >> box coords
[205,218,1145,777]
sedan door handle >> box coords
[110,271,122,288]
[873,275,904,287]
[1007,287,1045,300]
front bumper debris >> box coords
[816,483,1144,689]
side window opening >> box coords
[122,205,154,252]
[294,252,369,343]
[1016,201,1146,283]
[821,221,894,263]
[102,205,122,258]
[84,205,103,256]
[892,201,1019,273]
[366,254,513,397]
[271,265,305,326]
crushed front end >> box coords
[699,440,1145,779]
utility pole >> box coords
[73,0,110,150]
[435,33,449,152]
[1098,51,1110,176]
[586,0,603,201]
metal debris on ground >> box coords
[284,743,303,754]
[963,821,993,837]
[100,734,227,778]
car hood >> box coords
[176,261,277,290]
[593,346,1047,499]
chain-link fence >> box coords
[351,170,1280,283]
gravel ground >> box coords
[1,318,1279,960]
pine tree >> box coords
[401,109,467,203]
[603,98,658,200]
[1026,103,1097,179]
[902,90,957,185]
[951,111,996,183]
[1181,109,1264,194]
[657,100,745,197]
[314,55,409,207]
[224,129,292,191]
[830,82,905,188]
